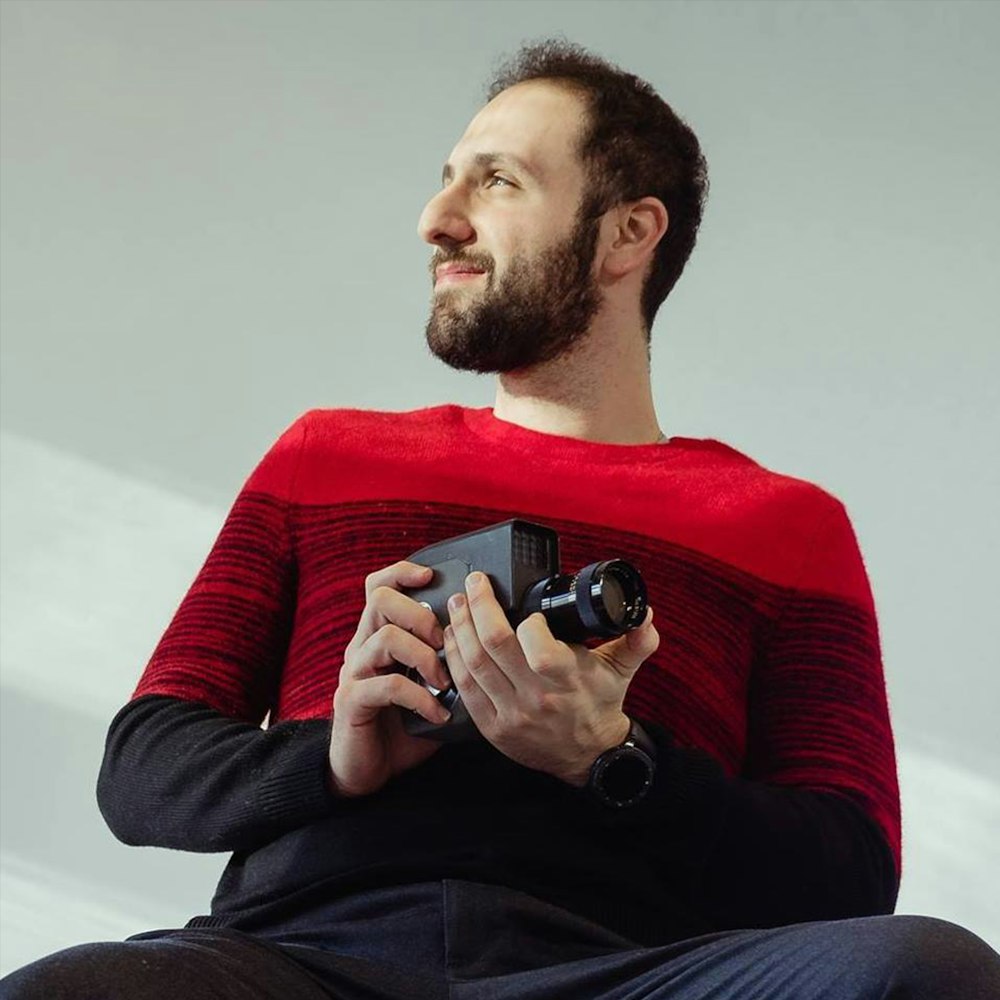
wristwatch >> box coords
[587,718,657,808]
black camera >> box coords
[399,519,648,742]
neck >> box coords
[491,317,663,445]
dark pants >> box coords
[2,881,999,999]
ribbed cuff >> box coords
[257,724,337,828]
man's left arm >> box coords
[442,502,900,930]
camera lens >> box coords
[522,559,647,643]
[594,564,632,627]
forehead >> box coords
[449,80,589,180]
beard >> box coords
[424,213,602,374]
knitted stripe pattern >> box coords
[134,406,900,871]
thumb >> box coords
[599,608,659,677]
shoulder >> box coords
[660,437,863,593]
[295,404,466,445]
[668,435,844,521]
[260,405,471,504]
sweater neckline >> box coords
[459,406,693,466]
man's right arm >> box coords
[97,409,448,854]
[98,556,452,854]
[97,696,336,853]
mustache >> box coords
[428,251,494,277]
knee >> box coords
[0,941,160,999]
[852,915,1000,999]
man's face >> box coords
[418,81,604,374]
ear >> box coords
[600,197,669,280]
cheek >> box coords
[480,204,572,276]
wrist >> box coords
[558,713,632,788]
[326,754,373,799]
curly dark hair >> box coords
[486,40,709,334]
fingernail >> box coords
[448,593,466,612]
[466,571,485,593]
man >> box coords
[3,39,998,1000]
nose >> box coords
[418,185,475,249]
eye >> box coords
[485,174,514,189]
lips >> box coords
[435,264,486,282]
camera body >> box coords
[399,519,647,742]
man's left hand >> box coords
[443,571,660,786]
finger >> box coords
[364,561,434,600]
[350,624,451,690]
[340,673,452,726]
[365,586,444,650]
[350,562,440,659]
[594,608,660,677]
[462,572,536,688]
[447,589,518,702]
[514,613,575,684]
[442,623,496,728]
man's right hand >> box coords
[328,561,452,798]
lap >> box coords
[456,913,1000,1000]
[3,893,998,1000]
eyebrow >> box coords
[441,152,541,186]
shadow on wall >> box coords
[0,686,226,974]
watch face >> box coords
[595,746,654,807]
[604,752,652,802]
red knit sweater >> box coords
[107,405,900,941]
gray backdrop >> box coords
[2,0,998,971]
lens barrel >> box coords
[523,559,647,643]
